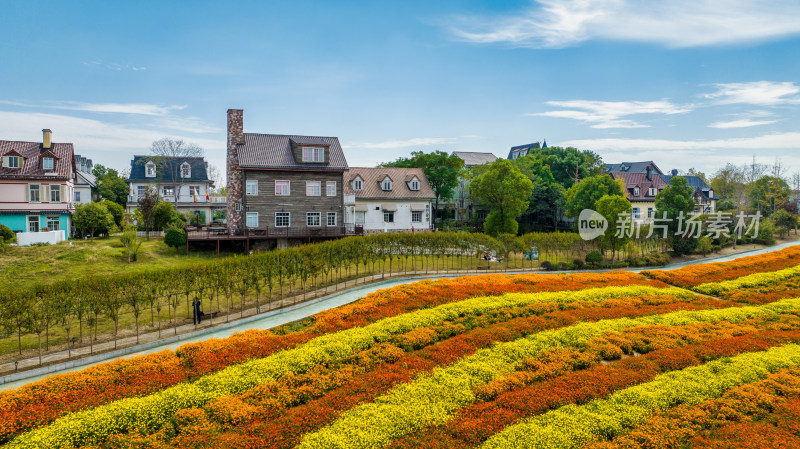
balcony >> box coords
[186,224,363,241]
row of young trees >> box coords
[2,232,525,363]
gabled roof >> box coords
[344,167,436,200]
[661,174,720,200]
[0,140,75,181]
[507,142,540,159]
[76,170,97,188]
[128,156,211,183]
[451,151,497,167]
[609,172,669,202]
[238,133,348,171]
[604,161,663,175]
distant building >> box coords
[609,169,669,223]
[661,169,719,214]
[604,161,664,175]
[450,151,497,221]
[507,141,542,160]
[73,154,98,205]
[225,109,352,247]
[343,167,435,233]
[0,129,76,240]
[126,155,215,224]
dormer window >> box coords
[180,162,191,178]
[633,187,640,196]
[648,187,656,196]
[302,146,325,162]
[145,161,156,178]
[409,178,420,191]
[43,157,54,170]
[3,155,20,169]
[353,177,363,191]
[381,177,392,191]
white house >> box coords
[126,155,215,224]
[343,167,435,233]
[73,154,98,205]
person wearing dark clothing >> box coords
[192,298,205,325]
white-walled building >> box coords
[343,167,435,233]
[73,154,98,205]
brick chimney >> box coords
[42,129,52,149]
[226,109,245,235]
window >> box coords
[381,178,392,191]
[275,212,290,227]
[50,185,61,202]
[647,207,654,218]
[302,146,324,162]
[46,216,60,231]
[632,207,641,219]
[43,157,54,170]
[307,212,321,226]
[137,186,148,198]
[384,211,394,223]
[234,202,242,212]
[5,155,20,169]
[275,180,290,196]
[355,211,365,224]
[74,191,81,202]
[306,181,321,196]
[246,212,259,228]
[180,162,191,178]
[412,211,422,223]
[27,216,39,232]
[162,186,175,197]
[353,178,363,190]
[326,181,336,196]
[145,161,156,178]
[246,180,258,196]
[409,179,420,191]
[327,212,337,226]
[648,187,656,196]
[633,187,640,196]
[189,186,201,197]
[29,184,40,202]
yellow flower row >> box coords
[7,285,684,448]
[694,264,800,296]
[481,343,800,449]
[297,297,800,449]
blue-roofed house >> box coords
[604,161,664,176]
[507,142,540,160]
[661,169,720,214]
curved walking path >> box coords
[3,239,798,391]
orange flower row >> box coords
[643,246,800,287]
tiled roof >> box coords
[238,133,348,170]
[0,140,75,181]
[661,175,720,200]
[610,172,669,202]
[507,142,540,159]
[344,167,436,199]
[451,151,497,166]
[604,161,664,175]
[128,156,211,182]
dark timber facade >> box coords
[218,109,352,249]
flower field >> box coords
[4,246,800,448]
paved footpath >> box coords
[3,240,798,390]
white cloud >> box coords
[345,137,458,149]
[533,99,691,128]
[563,131,800,152]
[447,0,800,48]
[703,81,800,105]
[708,119,778,129]
[52,102,186,116]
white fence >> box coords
[16,230,66,246]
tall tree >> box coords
[511,157,566,230]
[72,202,115,239]
[148,137,205,202]
[380,151,465,218]
[92,164,129,207]
[594,194,632,263]
[136,186,161,239]
[655,176,696,255]
[564,175,624,218]
[470,159,533,236]
[710,164,747,211]
[751,176,791,215]
[515,146,604,189]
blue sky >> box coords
[1,0,799,181]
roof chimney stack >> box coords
[42,129,52,149]
[646,166,652,181]
[671,169,678,176]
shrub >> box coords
[0,223,15,243]
[572,259,585,269]
[586,250,603,266]
[540,261,552,270]
[558,262,568,271]
[164,226,187,251]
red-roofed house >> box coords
[0,129,76,238]
[609,169,669,223]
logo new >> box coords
[578,209,607,240]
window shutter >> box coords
[25,184,29,202]
[1,156,6,168]
[60,185,65,203]
[42,185,50,203]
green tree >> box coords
[512,157,567,230]
[72,202,115,239]
[119,225,143,262]
[771,208,796,239]
[0,223,15,243]
[655,176,696,255]
[564,175,624,218]
[164,226,187,251]
[594,195,631,263]
[136,186,160,239]
[470,159,533,236]
[99,200,124,228]
[92,164,130,207]
[696,236,713,256]
[514,146,604,189]
[380,151,465,218]
[751,176,790,215]
[153,201,183,231]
